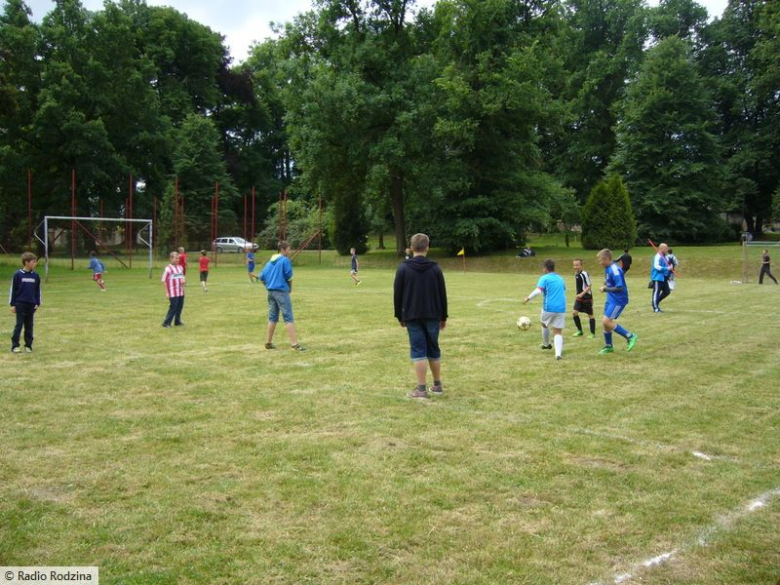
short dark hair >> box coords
[278,241,290,252]
[544,259,555,272]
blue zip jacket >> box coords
[9,269,42,306]
[260,253,293,292]
[89,257,105,274]
[651,253,670,282]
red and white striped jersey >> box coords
[162,263,185,298]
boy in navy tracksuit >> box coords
[9,252,42,353]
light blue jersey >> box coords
[536,272,566,313]
[604,262,628,305]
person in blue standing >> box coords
[88,251,107,291]
[245,244,256,283]
[523,259,567,360]
[597,248,638,355]
[650,242,671,312]
[260,241,305,351]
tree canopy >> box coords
[2,0,778,252]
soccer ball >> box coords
[517,316,532,331]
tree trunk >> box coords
[378,231,385,249]
[391,170,406,256]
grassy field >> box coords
[1,242,778,584]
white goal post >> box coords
[34,215,154,280]
[740,235,780,284]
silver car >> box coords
[212,237,259,253]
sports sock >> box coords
[589,318,596,334]
[417,384,426,392]
[433,380,441,387]
[573,315,582,332]
[542,327,550,346]
[554,334,563,357]
[604,331,613,346]
[614,325,630,339]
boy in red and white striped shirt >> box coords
[162,251,186,327]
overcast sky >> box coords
[19,0,729,64]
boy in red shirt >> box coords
[177,247,188,278]
[199,250,210,292]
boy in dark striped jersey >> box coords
[572,259,595,339]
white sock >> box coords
[542,327,550,346]
[554,334,563,357]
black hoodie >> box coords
[393,256,448,323]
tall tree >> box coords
[0,0,41,245]
[699,0,779,234]
[610,36,726,242]
[278,0,439,255]
[554,0,648,203]
[426,0,568,252]
[160,113,239,249]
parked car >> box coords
[212,237,259,253]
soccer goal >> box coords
[740,234,780,284]
[34,215,154,281]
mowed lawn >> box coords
[1,248,778,584]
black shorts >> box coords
[573,298,593,314]
[200,271,208,282]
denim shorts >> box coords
[406,319,441,362]
[267,290,294,323]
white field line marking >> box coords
[590,487,780,585]
[475,297,519,315]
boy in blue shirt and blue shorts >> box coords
[597,248,638,355]
[523,259,566,360]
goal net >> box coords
[34,215,154,280]
[740,234,780,284]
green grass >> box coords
[1,244,778,584]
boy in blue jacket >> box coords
[260,241,305,351]
[650,242,671,312]
[88,251,107,291]
[9,252,42,353]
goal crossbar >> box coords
[35,215,154,280]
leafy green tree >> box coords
[699,0,779,235]
[278,0,440,256]
[553,0,648,203]
[610,36,726,242]
[159,114,238,249]
[581,174,637,250]
[420,0,567,253]
[0,0,41,247]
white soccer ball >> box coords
[517,316,532,331]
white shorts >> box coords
[540,311,565,329]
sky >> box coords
[20,0,729,65]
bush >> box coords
[581,175,638,250]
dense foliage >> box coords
[1,0,778,253]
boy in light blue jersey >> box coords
[597,249,637,355]
[523,259,566,360]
